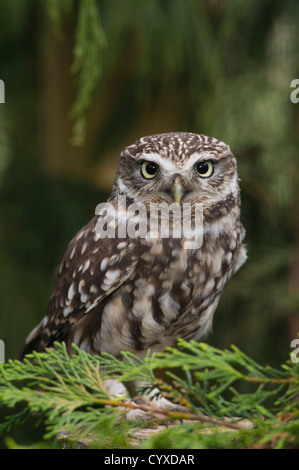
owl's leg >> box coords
[102,378,149,421]
[103,378,187,422]
[102,378,128,396]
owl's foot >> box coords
[122,401,186,427]
[103,378,188,424]
[123,386,189,425]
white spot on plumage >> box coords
[180,281,191,295]
[229,238,237,251]
[85,295,102,313]
[133,299,150,319]
[70,245,76,259]
[80,293,89,303]
[141,312,163,343]
[216,275,227,290]
[109,254,120,264]
[101,276,117,291]
[63,305,72,317]
[132,283,155,320]
[232,245,247,274]
[225,251,233,264]
[158,292,180,322]
[101,257,108,271]
[78,279,85,294]
[162,279,173,290]
[68,282,76,300]
[117,241,127,250]
[105,269,121,283]
[81,242,88,255]
[201,278,215,299]
[134,278,147,288]
[172,248,181,257]
[75,231,84,241]
[82,259,90,273]
[212,249,224,275]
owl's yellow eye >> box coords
[196,161,214,178]
[141,161,158,179]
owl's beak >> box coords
[172,177,184,204]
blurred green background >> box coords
[0,0,299,370]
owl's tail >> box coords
[17,336,44,361]
[17,320,48,361]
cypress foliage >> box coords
[0,341,298,448]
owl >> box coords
[20,132,246,416]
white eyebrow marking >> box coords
[183,152,217,171]
[136,152,177,173]
[137,151,217,175]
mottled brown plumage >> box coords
[20,132,246,414]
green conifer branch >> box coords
[46,0,107,146]
[0,341,298,448]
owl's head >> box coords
[112,132,240,208]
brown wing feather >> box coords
[19,215,145,358]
